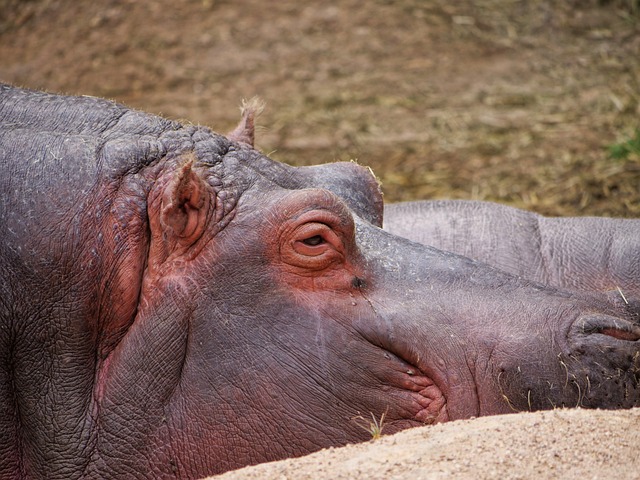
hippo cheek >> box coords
[174,297,448,460]
[269,295,454,431]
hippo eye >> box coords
[286,221,345,269]
[302,235,324,246]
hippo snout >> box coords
[562,313,640,410]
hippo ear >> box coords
[226,96,265,147]
[160,158,210,244]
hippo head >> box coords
[1,86,638,478]
[89,108,639,477]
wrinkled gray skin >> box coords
[1,84,639,479]
[384,200,640,306]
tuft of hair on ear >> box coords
[240,96,265,119]
[227,96,266,148]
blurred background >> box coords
[1,0,638,217]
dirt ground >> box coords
[1,1,639,478]
[1,0,639,217]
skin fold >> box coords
[1,84,639,479]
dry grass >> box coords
[353,411,387,441]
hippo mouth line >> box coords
[575,315,640,342]
[374,344,452,425]
[401,360,449,424]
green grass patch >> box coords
[608,129,640,160]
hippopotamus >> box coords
[1,83,639,479]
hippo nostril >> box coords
[599,327,640,342]
[575,315,640,343]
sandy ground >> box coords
[211,408,640,480]
[1,1,639,478]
